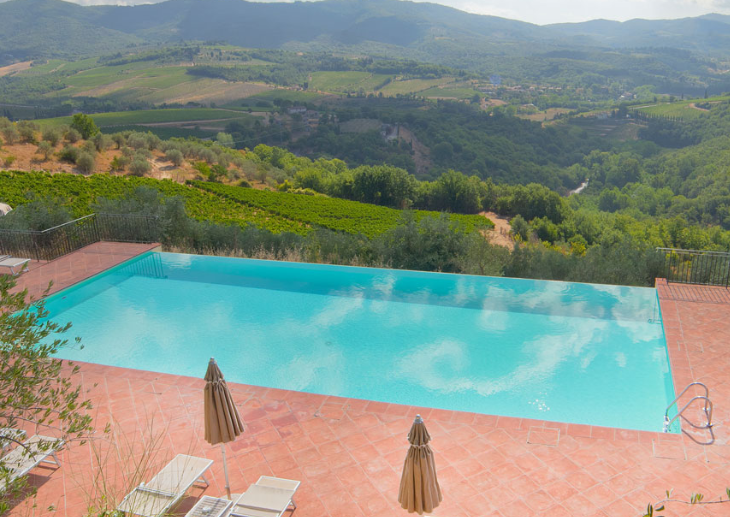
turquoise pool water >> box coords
[42,252,675,432]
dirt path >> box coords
[689,103,710,112]
[0,61,32,77]
[481,211,514,250]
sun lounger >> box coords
[0,256,30,275]
[0,435,63,493]
[228,476,300,517]
[0,428,27,454]
[117,454,213,517]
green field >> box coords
[194,181,492,238]
[104,125,216,140]
[240,89,326,105]
[36,108,255,129]
[0,171,309,235]
[634,95,730,120]
[54,65,191,97]
[0,172,491,238]
[308,71,392,93]
[19,57,98,76]
[30,56,272,106]
[420,86,478,100]
[378,77,455,96]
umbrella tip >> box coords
[209,357,216,364]
[414,414,423,423]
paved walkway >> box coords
[12,241,160,300]
[4,259,730,516]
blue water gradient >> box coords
[43,252,675,432]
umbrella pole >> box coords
[221,443,232,500]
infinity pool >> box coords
[43,252,675,432]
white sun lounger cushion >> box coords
[228,477,300,517]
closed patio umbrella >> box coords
[398,414,442,514]
[204,357,244,499]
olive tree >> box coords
[0,277,96,514]
[165,149,184,167]
[76,152,96,174]
[36,141,53,161]
[129,157,152,177]
[1,126,19,145]
[41,127,61,147]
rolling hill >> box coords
[3,0,730,63]
[1,0,730,99]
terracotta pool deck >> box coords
[12,241,161,300]
[5,246,730,517]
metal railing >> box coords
[657,247,730,287]
[664,382,714,445]
[0,213,159,262]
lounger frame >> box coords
[0,435,64,493]
[0,257,30,275]
[116,454,213,517]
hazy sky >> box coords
[61,0,730,25]
[433,0,730,24]
[428,0,730,24]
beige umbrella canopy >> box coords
[398,415,442,514]
[204,358,244,499]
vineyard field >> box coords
[193,181,493,237]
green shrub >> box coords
[129,158,152,177]
[1,126,19,145]
[209,164,227,182]
[145,133,161,151]
[93,133,113,152]
[110,155,130,171]
[127,133,148,150]
[65,128,81,143]
[17,121,38,144]
[3,155,16,168]
[42,127,61,147]
[58,145,80,164]
[166,149,184,167]
[76,152,96,174]
[70,113,99,139]
[193,161,211,179]
[81,140,97,155]
[111,133,127,149]
[36,141,53,161]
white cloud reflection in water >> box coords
[395,316,608,401]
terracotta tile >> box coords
[544,480,579,502]
[584,484,619,509]
[562,494,599,515]
[652,441,687,460]
[498,498,532,517]
[565,471,598,491]
[527,427,560,446]
[16,261,730,517]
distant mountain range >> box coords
[2,0,730,67]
